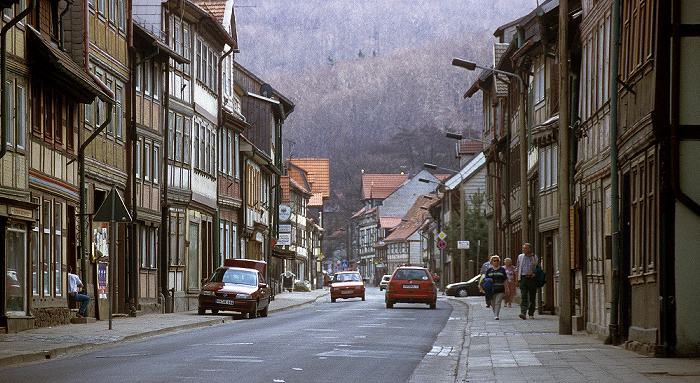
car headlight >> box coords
[201,291,214,296]
[235,293,251,299]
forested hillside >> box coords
[233,0,539,213]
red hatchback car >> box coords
[330,271,365,302]
[385,266,437,309]
[198,259,270,318]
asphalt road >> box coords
[0,288,452,383]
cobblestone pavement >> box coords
[410,296,700,383]
[0,289,329,369]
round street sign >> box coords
[437,240,447,249]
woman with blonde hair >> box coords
[503,257,517,307]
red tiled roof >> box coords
[192,1,226,23]
[309,193,323,207]
[379,217,402,229]
[290,159,330,198]
[458,140,484,157]
[362,174,409,200]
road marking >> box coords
[305,328,337,332]
[316,349,393,358]
[96,353,147,358]
[292,367,303,371]
[210,355,264,363]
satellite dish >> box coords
[260,83,274,98]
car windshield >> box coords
[209,269,257,286]
[393,269,429,281]
[333,273,361,282]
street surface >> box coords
[0,288,451,383]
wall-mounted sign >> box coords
[457,241,470,249]
[279,204,291,223]
[279,224,292,233]
[277,232,291,246]
[9,207,33,219]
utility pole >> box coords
[558,0,573,335]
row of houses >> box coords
[347,0,699,358]
[460,0,699,357]
[0,0,329,333]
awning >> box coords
[26,26,111,103]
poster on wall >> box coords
[97,262,108,299]
[92,223,109,261]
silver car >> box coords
[379,274,391,290]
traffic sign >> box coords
[437,240,447,249]
[438,231,447,240]
[457,241,470,249]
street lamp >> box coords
[423,163,467,283]
[452,58,529,246]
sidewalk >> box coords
[411,296,700,383]
[0,289,329,369]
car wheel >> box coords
[458,288,468,297]
[429,302,436,309]
[386,301,393,308]
[248,301,258,319]
[211,309,219,315]
[259,304,268,318]
[198,307,205,315]
[331,297,336,303]
[362,293,365,301]
[379,287,384,291]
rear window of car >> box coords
[392,269,429,281]
[333,273,362,282]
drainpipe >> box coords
[1,0,35,161]
[606,0,621,346]
[80,0,115,286]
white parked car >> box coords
[379,275,391,290]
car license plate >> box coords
[215,299,236,305]
[341,290,354,294]
[403,284,419,289]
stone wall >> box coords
[30,307,71,328]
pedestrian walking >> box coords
[479,260,491,307]
[68,266,91,318]
[482,255,508,320]
[503,257,517,307]
[516,243,539,319]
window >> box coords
[54,202,62,296]
[144,142,151,181]
[42,200,51,296]
[193,121,199,169]
[175,115,182,162]
[5,81,12,146]
[136,140,141,179]
[16,84,26,149]
[32,198,39,296]
[153,146,159,184]
[116,85,124,139]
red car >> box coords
[385,266,437,309]
[198,259,270,318]
[330,271,365,302]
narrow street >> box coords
[0,288,451,383]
